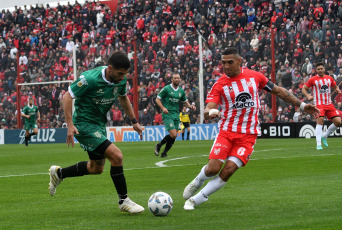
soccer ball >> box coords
[148,192,173,216]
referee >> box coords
[180,106,191,140]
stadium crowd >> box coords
[1,0,342,129]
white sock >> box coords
[316,124,323,146]
[323,123,337,138]
[195,165,212,184]
[192,176,226,206]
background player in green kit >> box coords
[154,73,196,157]
[21,97,40,146]
[48,51,144,214]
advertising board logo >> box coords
[18,129,56,143]
[299,124,315,138]
[108,127,145,142]
[233,92,254,109]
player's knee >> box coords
[334,120,341,127]
[205,165,221,177]
[170,133,177,139]
[90,167,104,174]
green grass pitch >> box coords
[0,138,341,230]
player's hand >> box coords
[307,95,314,101]
[162,108,169,114]
[27,115,31,118]
[336,89,341,94]
[37,118,40,122]
[133,123,143,141]
[190,105,196,111]
[304,104,320,118]
[66,125,79,148]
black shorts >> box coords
[87,139,112,160]
[183,122,190,128]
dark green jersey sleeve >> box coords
[69,75,95,98]
[158,87,167,99]
[180,90,187,102]
[118,84,127,96]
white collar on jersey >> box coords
[102,67,114,85]
[170,84,179,91]
[28,104,34,109]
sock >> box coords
[187,131,190,140]
[159,135,170,147]
[316,124,323,146]
[182,132,184,140]
[58,161,89,179]
[196,165,213,183]
[110,166,128,204]
[30,132,37,137]
[323,123,338,138]
[162,137,175,155]
[192,176,226,206]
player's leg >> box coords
[186,126,190,140]
[154,117,174,156]
[322,107,341,147]
[105,142,144,213]
[24,128,30,146]
[161,129,177,157]
[182,128,185,140]
[184,133,255,210]
[183,132,231,208]
[316,117,324,150]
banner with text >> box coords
[4,128,67,144]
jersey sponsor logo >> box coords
[233,92,255,109]
[319,85,329,94]
[213,148,220,155]
[237,147,246,156]
[96,89,104,94]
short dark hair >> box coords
[316,62,324,68]
[108,51,130,70]
[222,47,239,56]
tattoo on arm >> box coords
[271,85,301,107]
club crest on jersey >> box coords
[319,85,329,93]
[233,92,255,109]
[228,86,233,92]
[113,87,118,95]
[77,76,88,87]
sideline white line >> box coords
[0,151,341,178]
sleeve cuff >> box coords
[68,86,76,99]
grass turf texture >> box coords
[0,138,341,230]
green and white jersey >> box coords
[22,105,39,124]
[157,84,187,115]
[69,66,127,126]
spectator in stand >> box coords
[112,106,122,127]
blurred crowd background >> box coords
[1,0,342,129]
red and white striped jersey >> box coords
[206,69,270,135]
[305,75,336,106]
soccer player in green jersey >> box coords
[48,51,144,214]
[21,98,40,146]
[154,73,196,157]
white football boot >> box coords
[183,179,204,200]
[49,165,63,196]
[119,197,145,214]
[184,198,196,210]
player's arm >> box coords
[204,102,220,120]
[183,100,196,111]
[37,111,40,122]
[156,97,168,114]
[302,84,313,101]
[332,84,341,94]
[63,91,79,147]
[21,108,30,118]
[271,84,320,117]
[118,95,142,140]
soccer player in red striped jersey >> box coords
[183,47,320,210]
[302,62,341,150]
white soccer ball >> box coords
[148,192,173,216]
